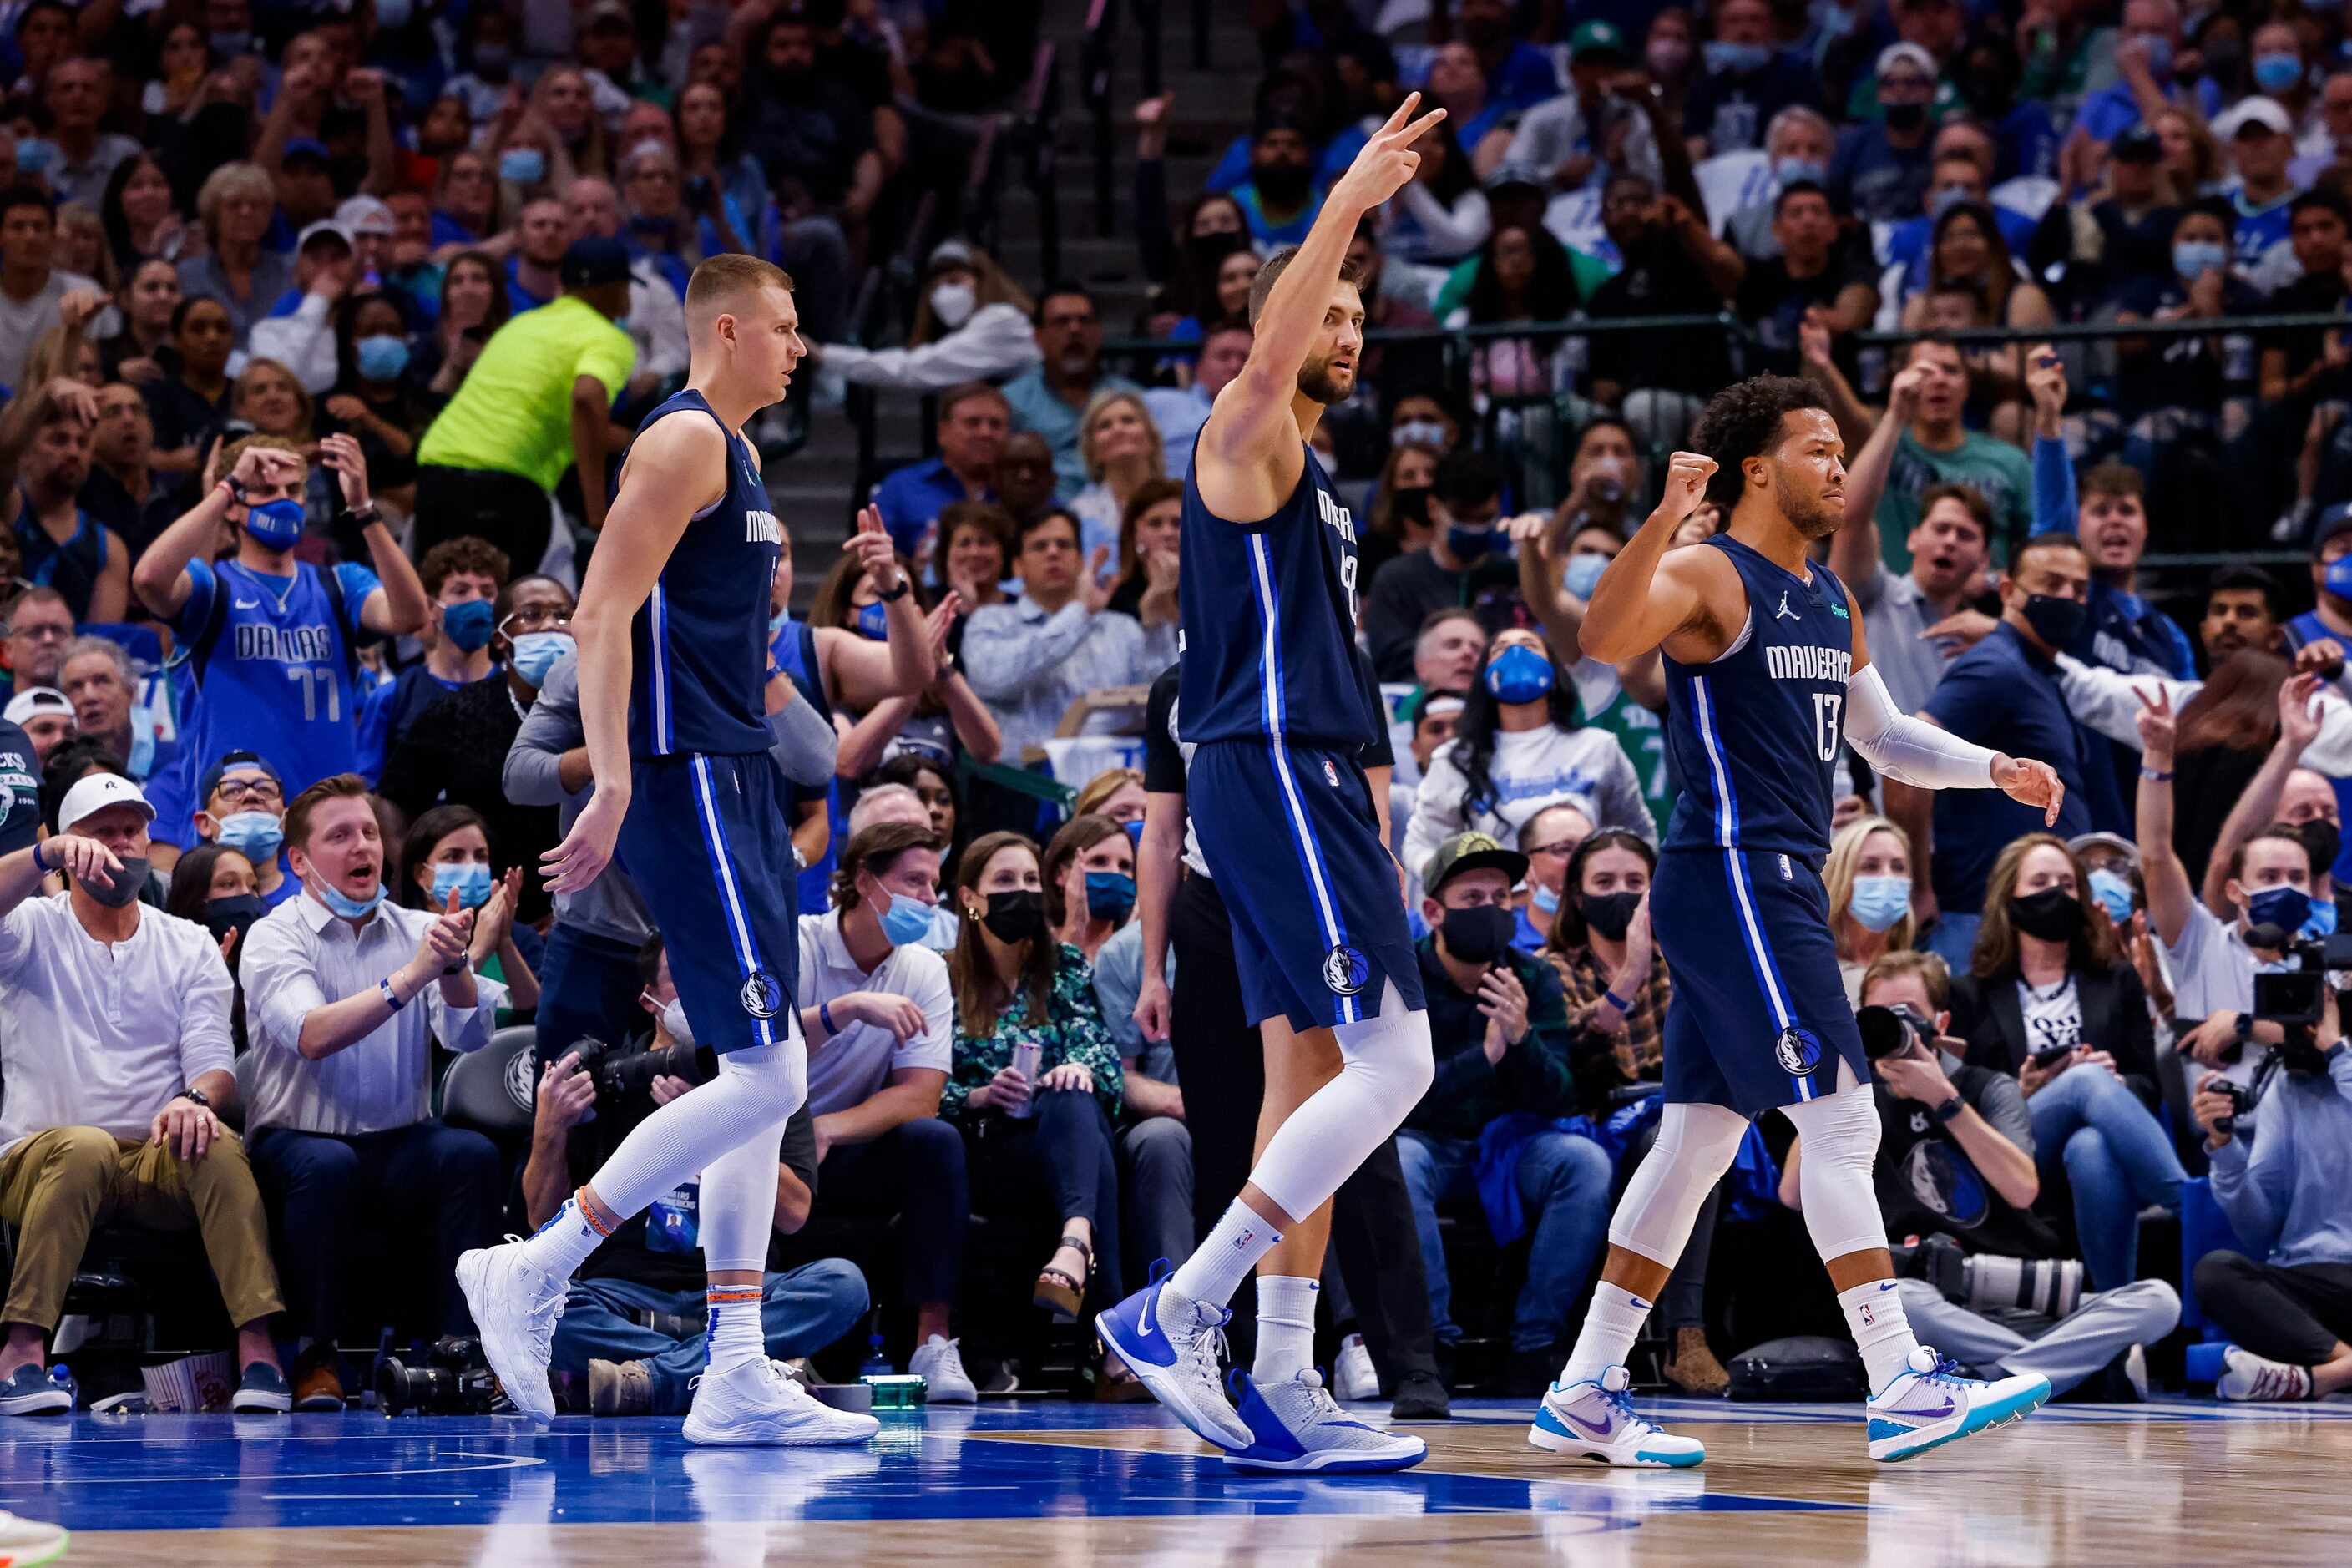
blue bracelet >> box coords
[1602,988,1632,1014]
[819,999,837,1035]
[29,840,46,874]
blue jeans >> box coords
[2030,1063,2184,1292]
[550,1262,870,1413]
[1397,1127,1614,1353]
[1924,911,1982,971]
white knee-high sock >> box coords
[519,1038,807,1278]
[1253,1276,1318,1383]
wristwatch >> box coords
[874,575,913,603]
[219,473,248,506]
[337,502,382,531]
[1932,1094,1965,1124]
[180,1086,210,1111]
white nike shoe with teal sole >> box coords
[1527,1366,1706,1468]
[1222,1370,1427,1474]
[1865,1346,2049,1463]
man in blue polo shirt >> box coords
[1888,532,2122,967]
[999,286,1139,502]
[869,382,1006,579]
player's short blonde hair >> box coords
[685,254,796,320]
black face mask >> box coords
[1254,161,1312,205]
[1580,890,1641,941]
[1883,100,1928,133]
[80,855,149,909]
[2299,817,2344,876]
[1389,484,1431,527]
[2007,887,2082,943]
[979,888,1046,944]
[1439,903,1516,965]
[2019,593,2087,651]
[205,893,269,962]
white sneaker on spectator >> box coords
[457,1240,567,1425]
[683,1358,880,1446]
[909,1335,978,1404]
[1332,1333,1380,1402]
[0,1510,65,1565]
[2218,1346,2314,1402]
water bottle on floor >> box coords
[49,1365,77,1411]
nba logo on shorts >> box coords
[1323,759,1340,787]
[740,971,784,1019]
[1323,943,1369,996]
[1775,1025,1822,1075]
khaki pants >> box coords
[0,1125,286,1331]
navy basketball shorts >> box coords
[617,750,800,1055]
[1651,846,1865,1115]
[1186,739,1424,1034]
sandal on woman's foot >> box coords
[1092,1352,1150,1402]
[1034,1233,1092,1321]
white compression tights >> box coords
[1246,979,1435,1222]
[1609,1063,1888,1269]
[589,1035,807,1234]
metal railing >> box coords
[1080,0,1119,240]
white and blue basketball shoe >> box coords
[1095,1269,1252,1449]
[1222,1370,1428,1474]
[1865,1346,2049,1462]
[1528,1366,1707,1468]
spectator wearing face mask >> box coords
[1828,815,1920,1005]
[1947,834,2181,1292]
[360,536,510,776]
[398,805,540,1024]
[131,436,431,797]
[0,772,295,1417]
[1513,799,1593,953]
[1398,831,1598,1394]
[1402,627,1656,886]
[815,240,1039,392]
[1828,43,1941,224]
[1364,450,1520,680]
[1680,0,1828,159]
[1,687,71,766]
[1717,107,1836,262]
[190,751,297,908]
[379,574,576,925]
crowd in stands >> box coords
[1,0,2351,1422]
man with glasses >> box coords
[1515,800,1596,951]
[192,752,296,908]
[1,587,73,704]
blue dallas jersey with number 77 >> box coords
[1652,533,1869,1114]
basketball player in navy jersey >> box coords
[458,251,910,1445]
[1095,96,1447,1474]
[1527,376,2068,1466]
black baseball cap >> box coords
[200,749,281,805]
[560,237,632,288]
[2112,125,2162,163]
[2312,500,2352,559]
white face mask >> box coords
[660,997,694,1047]
[930,281,978,329]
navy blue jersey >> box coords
[1662,535,1854,861]
[1176,442,1383,749]
[627,389,782,759]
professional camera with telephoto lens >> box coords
[2245,928,2352,1029]
[1895,1233,2086,1319]
[563,1034,717,1108]
[1856,1002,1937,1061]
[377,1336,501,1415]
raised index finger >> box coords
[1392,104,1448,146]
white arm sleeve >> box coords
[1844,662,2002,790]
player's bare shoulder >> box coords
[1192,378,1307,523]
[613,408,729,518]
[1656,531,1747,658]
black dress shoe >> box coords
[1390,1368,1450,1420]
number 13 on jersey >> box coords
[1813,691,1842,763]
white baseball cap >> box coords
[3,686,70,726]
[57,772,154,836]
[2213,97,2294,139]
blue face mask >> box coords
[1774,157,1826,186]
[2248,883,2313,934]
[2324,558,2352,600]
[2172,240,2228,280]
[855,602,890,640]
[1123,818,1144,845]
[508,630,571,686]
[244,497,306,550]
[355,333,410,382]
[14,138,54,174]
[441,598,496,653]
[2304,898,2339,939]
[498,147,546,184]
[1446,522,1498,561]
[315,878,384,920]
[876,887,936,946]
[1562,552,1610,600]
[1531,882,1560,914]
[2137,35,2173,76]
[2088,867,2137,925]
[1484,644,1555,706]
[1847,873,1912,933]
[216,810,284,861]
[1085,870,1137,923]
[377,0,412,26]
[2254,53,2306,92]
[1704,39,1773,74]
[432,861,494,909]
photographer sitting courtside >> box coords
[526,937,871,1417]
[1784,953,2180,1399]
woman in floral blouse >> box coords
[946,831,1130,1366]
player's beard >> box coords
[1297,352,1354,406]
[1774,466,1844,539]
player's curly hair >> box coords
[1689,374,1831,511]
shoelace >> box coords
[522,1274,565,1354]
[1914,1355,1975,1392]
[2248,1363,2307,1400]
[1173,1303,1231,1384]
[1595,1383,1662,1434]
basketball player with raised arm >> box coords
[1093,96,1446,1474]
[457,253,913,1445]
[1528,376,2068,1467]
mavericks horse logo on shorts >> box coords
[1775,1025,1822,1075]
[740,971,785,1019]
[1323,943,1369,997]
